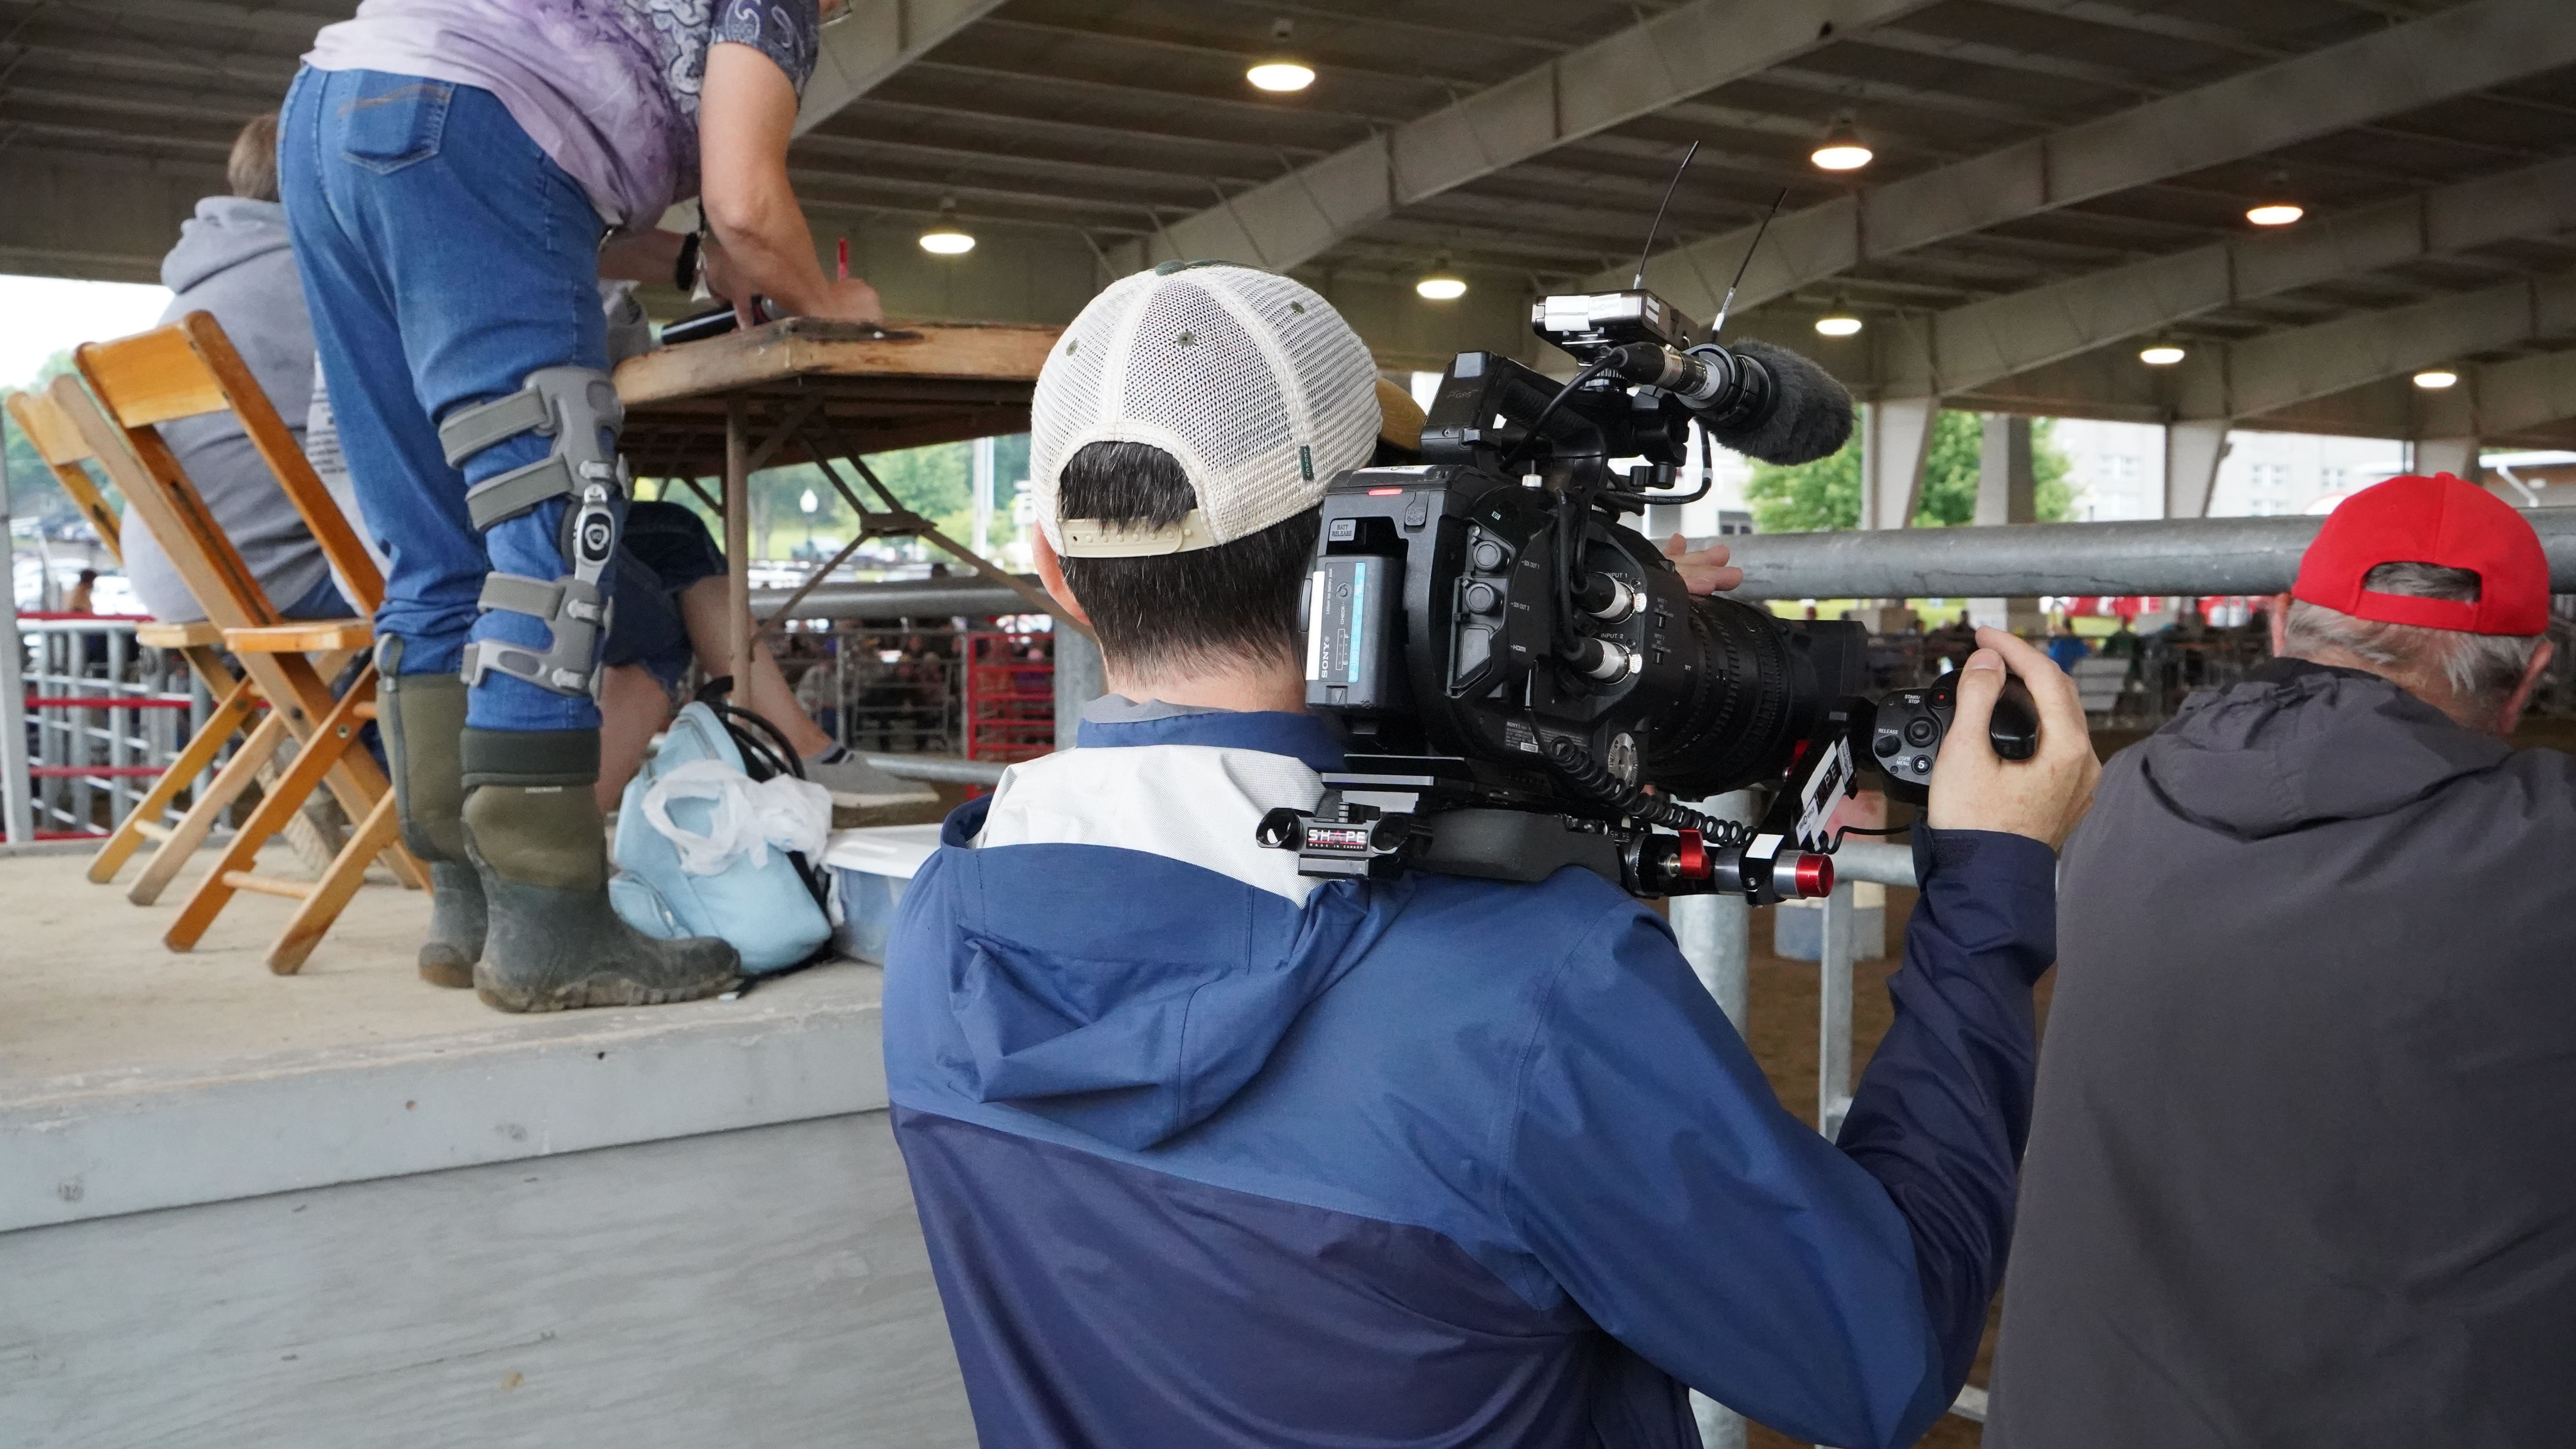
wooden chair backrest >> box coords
[76,312,384,613]
[4,388,124,564]
[49,373,277,634]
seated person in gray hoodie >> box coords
[123,112,355,625]
[134,114,927,818]
[1988,471,2576,1448]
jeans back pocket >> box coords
[337,77,453,175]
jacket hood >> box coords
[161,197,292,294]
[2135,658,2509,839]
[923,712,1389,1150]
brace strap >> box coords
[437,386,554,468]
[462,573,613,697]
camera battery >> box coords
[1306,555,1403,710]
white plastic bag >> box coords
[638,758,832,877]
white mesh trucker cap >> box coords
[1030,263,1382,557]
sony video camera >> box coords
[1256,289,2035,903]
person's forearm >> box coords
[1835,827,2056,1394]
[703,177,831,315]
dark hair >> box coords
[229,112,279,202]
[1056,441,1318,676]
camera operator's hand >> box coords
[1927,627,2099,851]
[1663,533,1744,595]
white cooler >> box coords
[824,825,946,964]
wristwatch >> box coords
[674,230,702,292]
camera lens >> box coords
[1643,594,1823,799]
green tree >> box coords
[1744,411,2077,532]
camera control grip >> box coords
[1865,670,2040,804]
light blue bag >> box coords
[610,701,834,974]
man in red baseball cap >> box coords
[1987,470,2576,1448]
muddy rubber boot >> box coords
[460,727,740,1013]
[376,648,486,988]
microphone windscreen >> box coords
[1709,340,1853,466]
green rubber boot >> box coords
[460,728,740,1013]
[376,647,486,988]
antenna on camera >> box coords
[1709,187,1788,340]
[1631,141,1699,291]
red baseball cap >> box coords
[2292,472,2550,636]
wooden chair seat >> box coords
[133,621,228,650]
[222,620,375,654]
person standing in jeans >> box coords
[279,1,883,1012]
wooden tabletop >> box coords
[614,318,1060,476]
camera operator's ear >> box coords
[1031,528,1094,628]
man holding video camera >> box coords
[883,264,2099,1449]
[1987,473,2576,1447]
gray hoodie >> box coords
[1988,658,2576,1448]
[123,197,328,624]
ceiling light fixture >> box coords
[1248,18,1314,93]
[2413,368,2459,389]
[1416,258,1467,301]
[1811,111,1872,172]
[1814,309,1863,337]
[2139,341,2187,367]
[919,197,975,255]
[2246,170,2302,227]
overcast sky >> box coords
[0,274,176,391]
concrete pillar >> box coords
[1860,398,1936,533]
[2413,436,2480,480]
[2165,419,2231,519]
[1969,415,2045,633]
[1052,625,1104,753]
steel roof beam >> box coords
[795,0,1011,136]
[2430,348,2576,438]
[2177,273,2576,422]
[1600,0,2576,322]
[1877,152,2576,397]
[1101,0,1944,277]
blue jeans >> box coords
[279,67,611,735]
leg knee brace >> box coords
[440,367,627,697]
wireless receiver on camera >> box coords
[1257,271,2040,905]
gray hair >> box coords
[2282,561,2545,709]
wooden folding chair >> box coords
[2,386,280,897]
[61,310,428,973]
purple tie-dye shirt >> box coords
[306,0,817,230]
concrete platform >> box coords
[0,845,973,1447]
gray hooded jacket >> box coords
[124,197,325,624]
[1987,658,2576,1448]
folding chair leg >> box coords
[128,709,290,905]
[90,674,262,885]
[268,790,413,975]
[165,682,373,953]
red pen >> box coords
[837,237,849,281]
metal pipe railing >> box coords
[1722,508,2576,601]
[753,511,2576,620]
[755,578,1037,621]
[857,752,1007,787]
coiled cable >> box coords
[1543,735,1754,846]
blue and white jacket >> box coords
[884,708,2055,1448]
